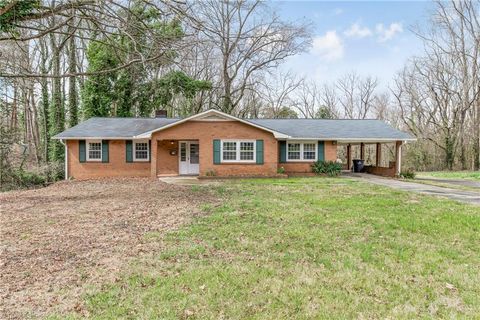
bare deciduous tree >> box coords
[257,71,302,118]
[337,72,378,119]
[190,0,311,114]
[393,0,480,170]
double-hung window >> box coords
[87,141,102,161]
[303,143,316,160]
[287,143,301,160]
[287,141,317,161]
[240,141,254,160]
[221,140,256,163]
[133,141,149,161]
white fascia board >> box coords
[52,137,140,140]
[284,137,416,142]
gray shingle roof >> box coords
[53,117,179,139]
[54,116,414,141]
[248,119,414,141]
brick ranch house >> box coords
[53,109,415,180]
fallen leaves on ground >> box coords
[0,178,219,319]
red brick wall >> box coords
[156,140,179,175]
[152,121,278,177]
[325,141,337,162]
[364,164,396,177]
[67,140,150,180]
[66,123,339,179]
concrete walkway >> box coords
[344,173,480,206]
[158,176,219,186]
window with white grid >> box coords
[134,141,149,161]
[87,141,102,161]
[287,143,301,160]
[221,140,256,162]
[287,142,317,161]
[222,141,237,161]
[303,143,316,160]
[240,142,254,160]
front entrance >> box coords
[179,141,199,175]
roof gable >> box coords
[134,109,290,139]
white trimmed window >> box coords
[287,141,317,161]
[133,141,149,161]
[287,143,301,160]
[221,140,256,163]
[303,143,316,160]
[87,141,102,161]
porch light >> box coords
[170,140,174,145]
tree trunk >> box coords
[49,34,65,161]
[68,33,78,127]
[29,83,41,163]
[475,101,480,170]
[459,111,467,170]
[445,135,455,170]
[39,40,50,162]
[222,70,233,113]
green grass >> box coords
[410,179,479,192]
[417,171,480,180]
[70,178,480,319]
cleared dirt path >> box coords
[344,173,480,206]
[0,178,219,319]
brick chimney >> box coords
[155,110,167,118]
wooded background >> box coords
[0,0,479,189]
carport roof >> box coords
[248,119,414,142]
[53,109,415,142]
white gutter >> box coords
[60,139,68,180]
[52,136,135,140]
[284,137,417,142]
[54,137,415,143]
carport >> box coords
[251,118,416,178]
[339,140,405,177]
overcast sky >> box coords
[274,1,434,89]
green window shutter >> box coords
[279,141,286,163]
[256,140,264,164]
[318,141,325,161]
[148,140,151,162]
[102,140,109,163]
[126,140,133,163]
[79,140,86,163]
[213,139,221,164]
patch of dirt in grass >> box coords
[0,178,220,319]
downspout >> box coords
[60,139,68,180]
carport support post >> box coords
[395,141,402,177]
[360,143,365,160]
[376,143,382,167]
[346,144,352,170]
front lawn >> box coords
[71,178,480,318]
[417,170,480,180]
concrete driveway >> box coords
[344,173,480,206]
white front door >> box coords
[179,141,200,175]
